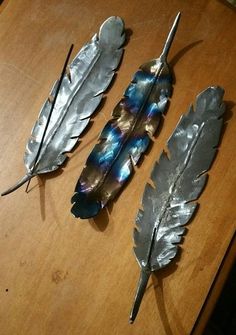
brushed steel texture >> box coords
[71,12,181,219]
[2,16,125,196]
[130,86,225,323]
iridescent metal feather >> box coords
[130,86,225,323]
[2,16,125,196]
[71,13,181,219]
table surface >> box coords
[0,1,235,334]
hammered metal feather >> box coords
[71,12,181,219]
[2,16,125,196]
[129,86,225,323]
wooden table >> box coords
[0,1,235,334]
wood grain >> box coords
[0,1,235,334]
[192,232,236,334]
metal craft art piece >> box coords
[129,86,225,323]
[71,12,181,219]
[2,16,125,196]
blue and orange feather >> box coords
[71,13,181,219]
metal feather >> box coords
[130,86,225,323]
[2,16,125,196]
[71,12,181,219]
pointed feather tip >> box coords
[129,308,137,324]
[129,270,151,324]
[129,305,137,324]
[71,192,101,219]
[1,174,33,196]
[176,11,181,21]
[160,11,181,62]
[172,12,181,32]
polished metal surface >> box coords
[71,13,181,219]
[130,86,225,323]
[2,16,125,196]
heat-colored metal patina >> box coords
[71,13,181,219]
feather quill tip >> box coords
[1,174,33,196]
[160,11,181,62]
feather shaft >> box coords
[1,174,32,196]
[3,44,74,196]
[160,12,181,62]
[25,44,74,193]
[129,270,150,324]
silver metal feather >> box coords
[2,16,125,196]
[130,86,225,323]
